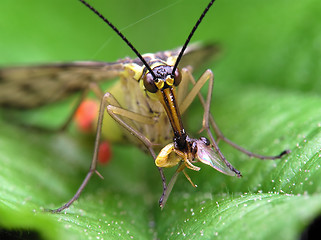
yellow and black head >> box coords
[143,64,181,94]
[143,64,187,148]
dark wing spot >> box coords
[20,82,34,93]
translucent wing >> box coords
[196,140,236,176]
[0,43,219,109]
[179,42,220,71]
[0,61,124,109]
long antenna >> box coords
[79,0,157,79]
[172,0,216,76]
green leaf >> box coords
[1,0,321,239]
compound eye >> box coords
[173,68,182,86]
[143,72,158,93]
[199,137,211,146]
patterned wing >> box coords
[0,43,219,109]
[0,61,124,109]
[119,43,220,71]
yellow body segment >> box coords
[155,143,181,168]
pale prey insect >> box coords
[0,0,289,212]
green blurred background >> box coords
[0,0,321,239]
[1,0,320,92]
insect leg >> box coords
[3,92,88,133]
[159,68,241,208]
[159,160,198,209]
[58,88,91,131]
[209,117,290,159]
[58,82,105,132]
[8,83,102,133]
[52,91,166,212]
[50,89,108,212]
[159,162,185,209]
[182,170,197,188]
[52,93,166,212]
[104,93,167,201]
[182,67,290,161]
[180,68,241,176]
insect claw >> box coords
[236,171,242,178]
[44,208,55,213]
[278,149,291,158]
[45,205,67,213]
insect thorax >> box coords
[118,57,176,148]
